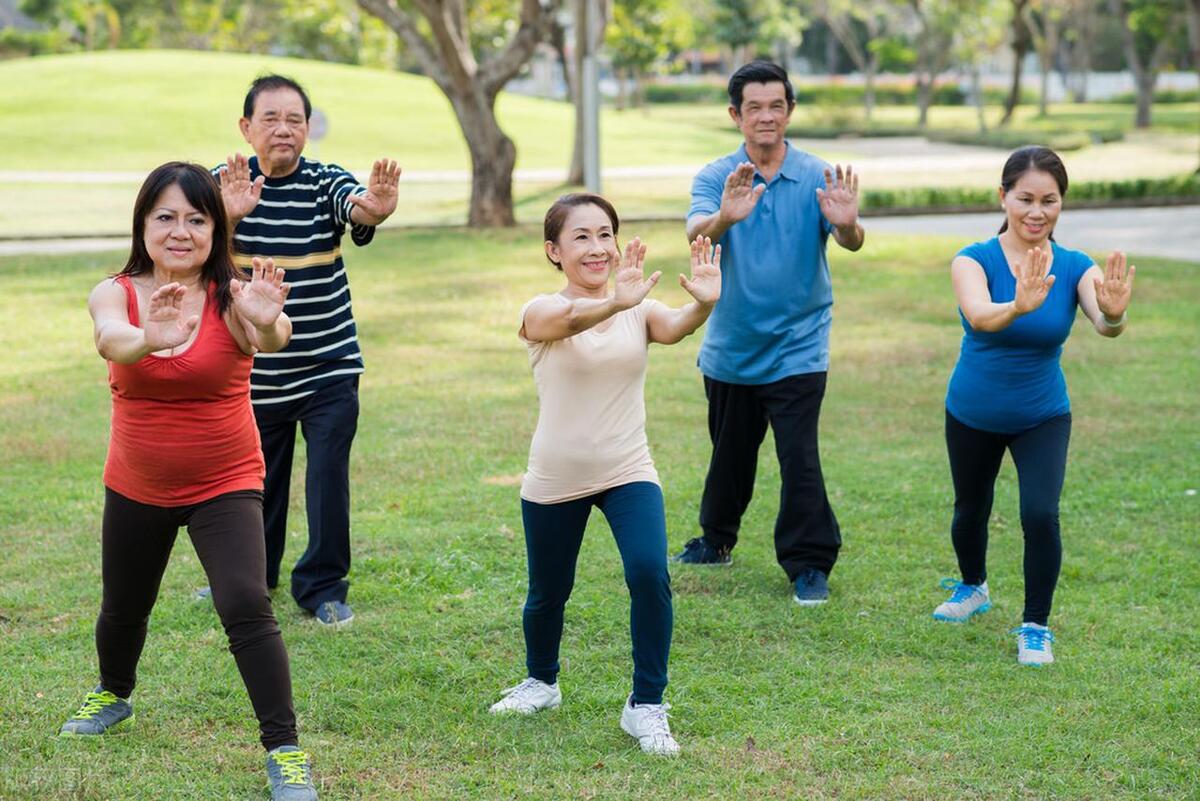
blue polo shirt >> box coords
[689,142,835,385]
[946,237,1095,434]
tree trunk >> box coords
[450,91,519,227]
[1001,0,1031,126]
[615,66,628,110]
[916,77,933,127]
[1187,0,1200,169]
[1110,0,1161,129]
[1134,73,1154,128]
[970,63,988,132]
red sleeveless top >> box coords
[103,275,265,506]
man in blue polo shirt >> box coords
[672,61,864,606]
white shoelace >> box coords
[499,678,547,708]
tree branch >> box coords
[480,0,558,96]
[355,0,452,91]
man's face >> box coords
[729,81,792,150]
[239,87,308,175]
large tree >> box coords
[814,0,898,122]
[357,0,558,226]
[1108,0,1186,128]
[908,0,963,127]
[998,0,1032,125]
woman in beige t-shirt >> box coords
[488,193,721,757]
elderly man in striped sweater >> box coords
[210,73,400,628]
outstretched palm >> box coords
[1013,246,1055,314]
[218,153,264,223]
[816,164,859,228]
[1094,251,1135,319]
[347,158,401,224]
[680,236,722,306]
[719,162,765,224]
[613,237,661,309]
[144,284,199,352]
[232,258,290,328]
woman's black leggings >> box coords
[945,410,1072,626]
[96,487,297,751]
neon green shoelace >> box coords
[72,691,119,720]
[271,750,311,785]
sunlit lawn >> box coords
[0,224,1196,799]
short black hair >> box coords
[243,74,312,120]
[728,60,795,112]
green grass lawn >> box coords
[1,50,1197,235]
[0,226,1196,799]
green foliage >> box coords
[607,0,694,72]
[1110,87,1200,104]
[0,229,1197,798]
[862,173,1200,211]
[644,81,1035,107]
[0,27,76,58]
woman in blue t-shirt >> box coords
[932,146,1135,666]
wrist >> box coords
[1101,311,1127,327]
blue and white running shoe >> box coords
[932,578,991,622]
[1012,623,1055,666]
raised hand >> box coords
[218,153,265,223]
[347,158,401,225]
[719,162,765,224]
[612,237,661,310]
[681,236,722,306]
[1094,251,1135,319]
[816,164,859,228]
[1013,246,1055,315]
[144,283,199,352]
[231,257,290,329]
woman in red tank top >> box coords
[60,162,320,799]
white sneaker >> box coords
[932,579,991,622]
[1013,623,1055,666]
[488,678,561,714]
[620,696,680,756]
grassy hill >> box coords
[0,49,744,173]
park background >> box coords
[0,0,1197,799]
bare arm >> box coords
[646,237,722,345]
[1077,252,1135,338]
[89,279,199,363]
[952,247,1055,333]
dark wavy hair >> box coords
[118,162,237,313]
[543,193,620,270]
[728,60,795,113]
[998,145,1068,239]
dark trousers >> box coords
[255,376,358,613]
[945,410,1072,626]
[699,373,841,581]
[96,488,297,751]
[521,482,673,705]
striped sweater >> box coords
[218,156,374,405]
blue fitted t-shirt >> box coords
[689,143,835,385]
[946,237,1095,434]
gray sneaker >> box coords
[266,745,318,800]
[314,600,353,629]
[59,687,134,737]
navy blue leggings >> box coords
[520,481,672,704]
[945,410,1072,626]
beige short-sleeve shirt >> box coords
[519,293,665,504]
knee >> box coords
[211,581,274,630]
[1020,505,1060,539]
[623,559,671,600]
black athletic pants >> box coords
[699,373,842,581]
[95,488,298,751]
[255,375,359,613]
[945,410,1072,626]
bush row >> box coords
[643,82,1036,106]
[782,125,1125,152]
[861,174,1200,213]
[643,81,1198,107]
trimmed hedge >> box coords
[1110,88,1200,104]
[861,173,1200,213]
[643,81,1036,107]
[783,125,1125,151]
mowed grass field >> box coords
[1,50,1197,235]
[0,225,1196,799]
